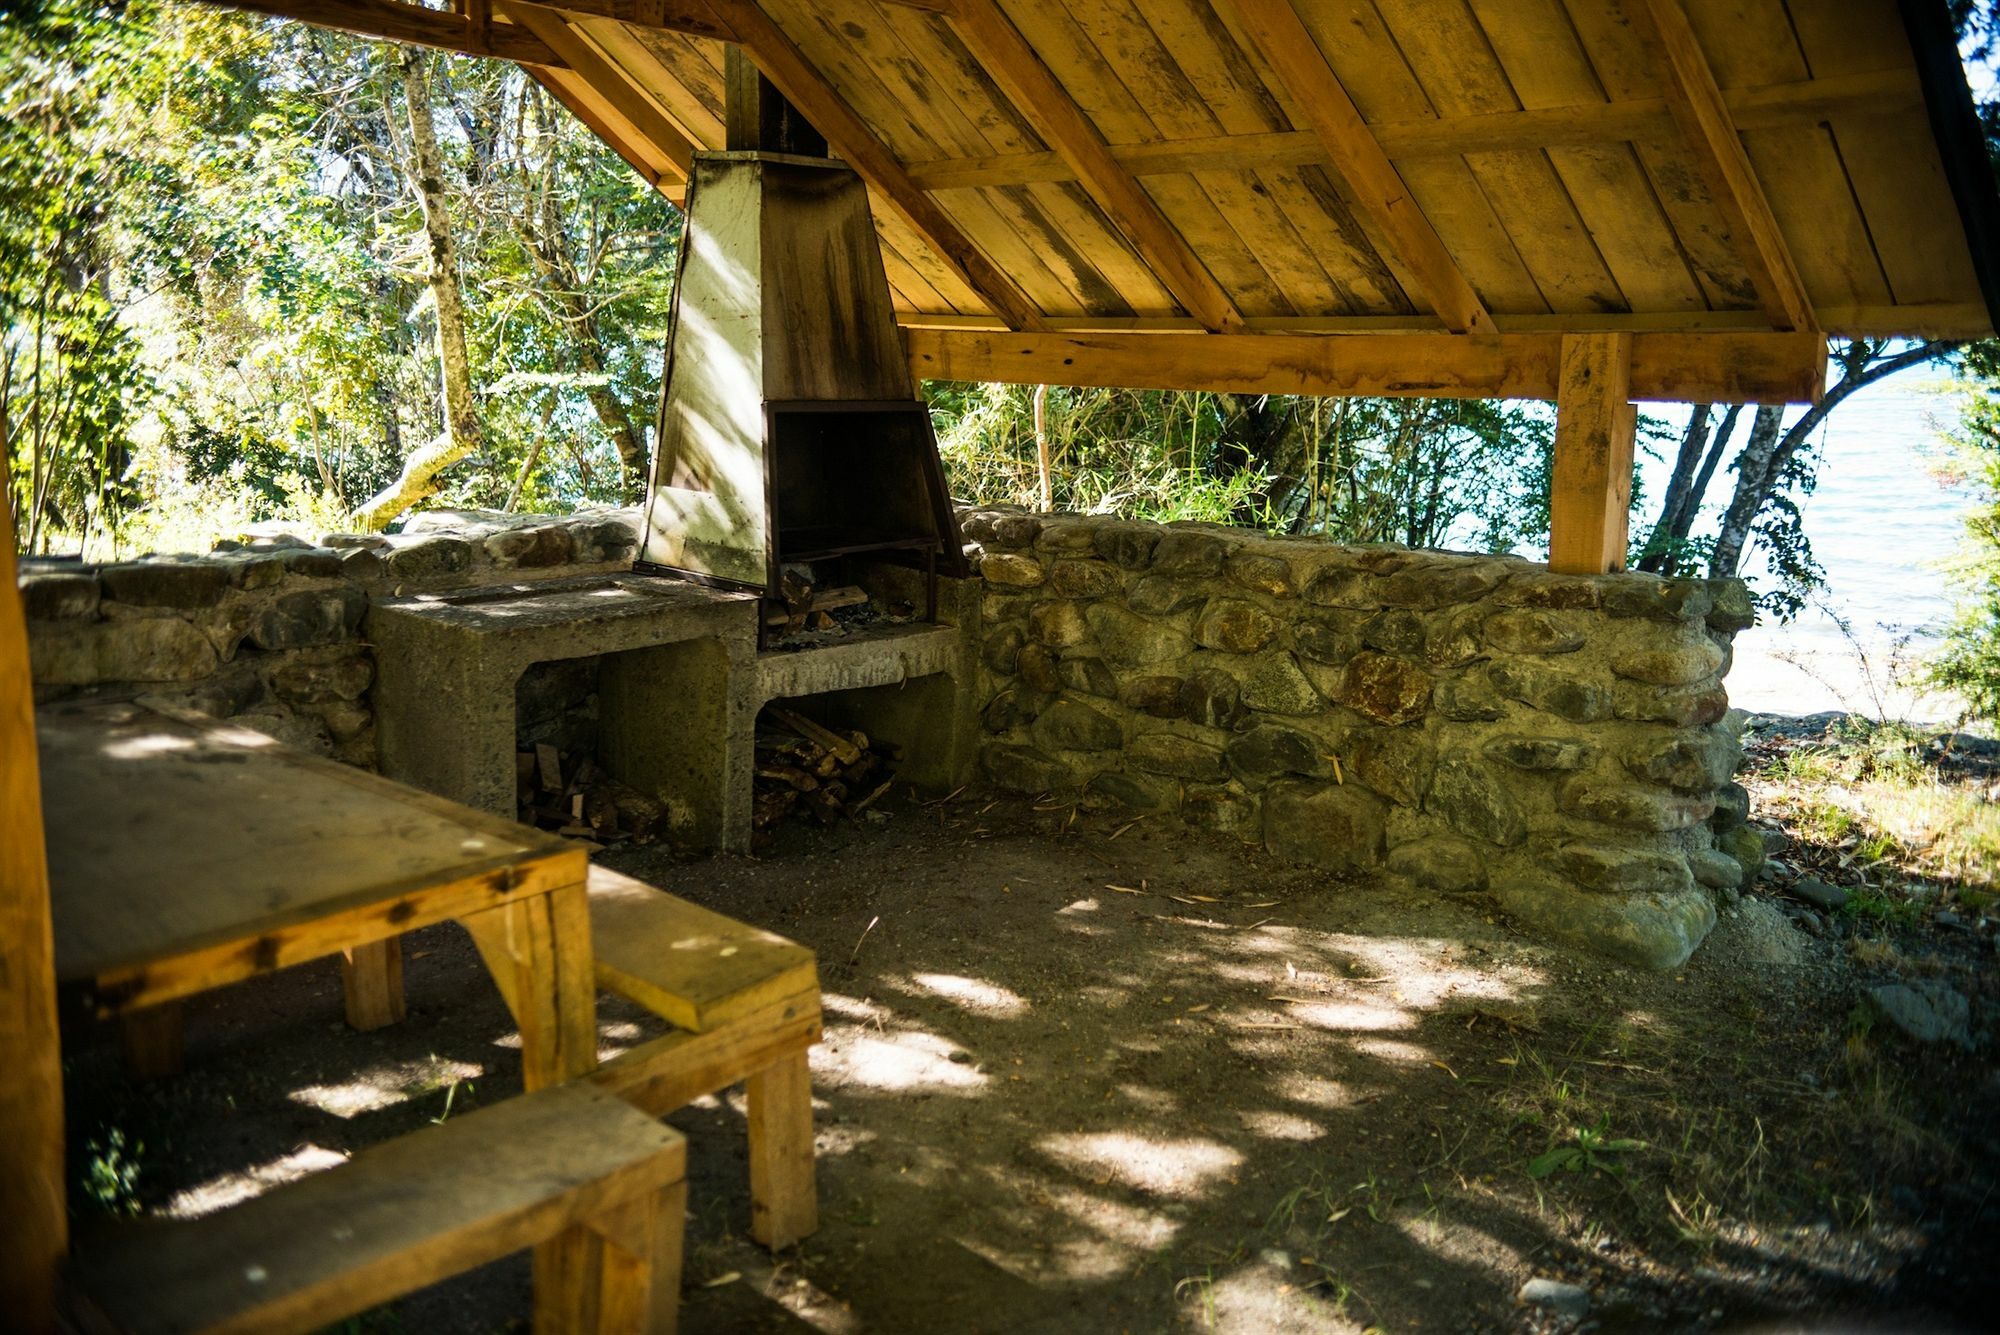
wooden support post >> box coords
[119,1003,186,1081]
[724,45,826,156]
[1549,333,1638,575]
[745,1050,818,1249]
[460,883,597,1091]
[341,937,407,1032]
[0,496,65,1330]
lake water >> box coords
[1633,377,1981,722]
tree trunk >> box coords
[1676,403,1742,548]
[1032,382,1052,510]
[351,50,483,532]
[1637,403,1712,572]
[1707,340,1956,578]
[1708,404,1785,578]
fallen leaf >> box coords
[703,1272,741,1288]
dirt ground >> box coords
[62,749,1998,1333]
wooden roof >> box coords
[295,0,1998,345]
[233,1,2000,359]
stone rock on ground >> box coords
[1790,877,1849,911]
[1865,981,1973,1048]
[1518,1278,1590,1321]
[1495,872,1716,970]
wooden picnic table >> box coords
[37,698,598,1089]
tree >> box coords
[349,48,485,530]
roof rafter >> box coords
[904,329,1828,404]
[1639,0,1816,332]
[900,69,1925,190]
[1213,0,1491,335]
[213,0,567,65]
[702,0,1047,332]
[945,0,1245,333]
[505,2,695,183]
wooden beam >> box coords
[0,505,65,1330]
[947,0,1243,333]
[894,303,1986,340]
[1640,0,1816,332]
[1548,333,1638,575]
[542,0,736,41]
[1215,0,1489,334]
[526,66,684,204]
[723,45,826,156]
[702,0,1046,332]
[505,3,694,180]
[213,0,567,65]
[902,328,1827,403]
[901,69,1925,191]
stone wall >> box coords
[18,509,640,768]
[957,507,1756,970]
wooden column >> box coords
[724,46,825,157]
[0,497,65,1330]
[1548,332,1638,575]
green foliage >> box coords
[1526,1115,1646,1180]
[1929,337,2000,723]
[81,1126,144,1216]
[2,0,679,554]
[927,381,1552,550]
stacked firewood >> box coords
[515,744,670,845]
[753,705,898,836]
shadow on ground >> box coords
[61,788,1997,1333]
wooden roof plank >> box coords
[996,0,1292,316]
[1558,0,1759,313]
[1215,0,1493,332]
[1785,0,1981,308]
[525,64,684,202]
[582,18,726,145]
[1132,0,1412,314]
[948,0,1245,330]
[1466,0,1705,313]
[505,4,694,178]
[904,327,1828,403]
[1638,0,1817,328]
[1374,0,1628,316]
[1088,0,1375,316]
[896,70,1925,189]
[703,0,1047,330]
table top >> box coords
[39,699,577,983]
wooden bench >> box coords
[582,866,822,1251]
[69,1083,686,1334]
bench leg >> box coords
[119,1002,184,1080]
[461,885,598,1092]
[746,1050,817,1250]
[534,1179,685,1334]
[341,937,406,1031]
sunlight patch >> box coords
[167,1144,348,1219]
[1347,1037,1431,1065]
[1284,1000,1414,1032]
[904,972,1030,1017]
[817,1027,988,1092]
[821,992,895,1023]
[1041,1183,1180,1253]
[289,1056,483,1120]
[1038,1131,1242,1196]
[1268,1071,1359,1109]
[1237,1109,1326,1141]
